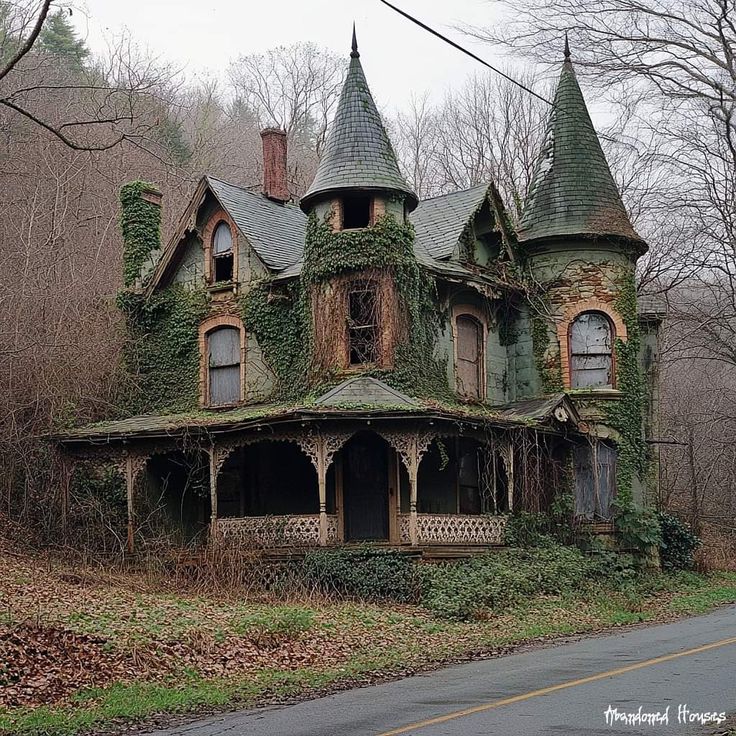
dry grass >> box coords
[1,542,736,736]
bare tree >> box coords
[0,0,178,152]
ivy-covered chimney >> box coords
[119,181,162,288]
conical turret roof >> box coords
[300,28,418,212]
[518,45,642,244]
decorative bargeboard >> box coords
[400,513,507,545]
[218,514,339,547]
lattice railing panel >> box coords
[415,514,507,545]
[217,515,338,547]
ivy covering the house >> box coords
[117,286,208,415]
[120,181,162,288]
[241,213,451,402]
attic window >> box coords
[212,221,234,282]
[342,194,371,229]
[348,282,378,365]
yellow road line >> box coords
[377,634,736,736]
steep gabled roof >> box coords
[207,177,305,271]
[146,179,513,295]
[411,183,490,260]
[518,50,642,244]
[300,30,417,212]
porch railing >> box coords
[217,514,339,547]
[400,513,507,545]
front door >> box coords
[343,433,389,541]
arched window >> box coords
[207,327,241,406]
[455,314,484,399]
[212,222,233,282]
[569,312,614,389]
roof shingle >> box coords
[207,176,305,271]
[518,56,642,244]
[300,40,417,211]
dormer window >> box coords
[348,281,378,365]
[212,221,234,283]
[342,194,372,229]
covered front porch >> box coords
[53,395,578,553]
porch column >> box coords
[501,438,515,512]
[409,440,418,546]
[55,451,71,542]
[208,445,218,542]
[317,438,328,546]
[124,453,135,554]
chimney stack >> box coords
[260,128,289,203]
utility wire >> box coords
[378,0,553,106]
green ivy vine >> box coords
[530,313,564,393]
[240,212,451,402]
[604,268,648,505]
[120,181,161,288]
[117,285,208,415]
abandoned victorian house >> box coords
[54,32,662,554]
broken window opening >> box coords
[212,221,234,283]
[570,311,613,389]
[207,326,241,406]
[348,282,379,365]
[573,441,617,521]
[342,194,372,229]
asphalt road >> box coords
[144,605,736,736]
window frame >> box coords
[568,310,616,390]
[451,304,487,401]
[346,279,380,367]
[557,300,627,390]
[199,316,245,408]
[340,194,374,230]
[203,212,238,289]
[573,441,617,521]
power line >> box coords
[377,0,553,106]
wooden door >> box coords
[343,433,389,541]
[456,315,482,399]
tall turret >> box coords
[300,26,418,221]
[520,42,651,510]
[300,28,420,382]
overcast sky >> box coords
[70,0,524,112]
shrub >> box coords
[503,512,556,548]
[420,545,596,620]
[233,606,315,645]
[301,548,420,602]
[658,512,701,570]
[613,501,662,552]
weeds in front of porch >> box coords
[3,561,736,736]
[303,547,420,602]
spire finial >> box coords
[351,23,359,58]
[564,32,571,60]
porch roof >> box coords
[52,393,580,446]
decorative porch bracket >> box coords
[380,430,435,545]
[297,431,351,545]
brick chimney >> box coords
[260,128,289,202]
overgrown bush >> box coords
[658,512,701,570]
[503,512,557,547]
[613,500,662,552]
[420,545,595,620]
[302,548,420,602]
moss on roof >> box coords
[518,56,642,244]
[300,41,417,211]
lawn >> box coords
[1,547,735,736]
